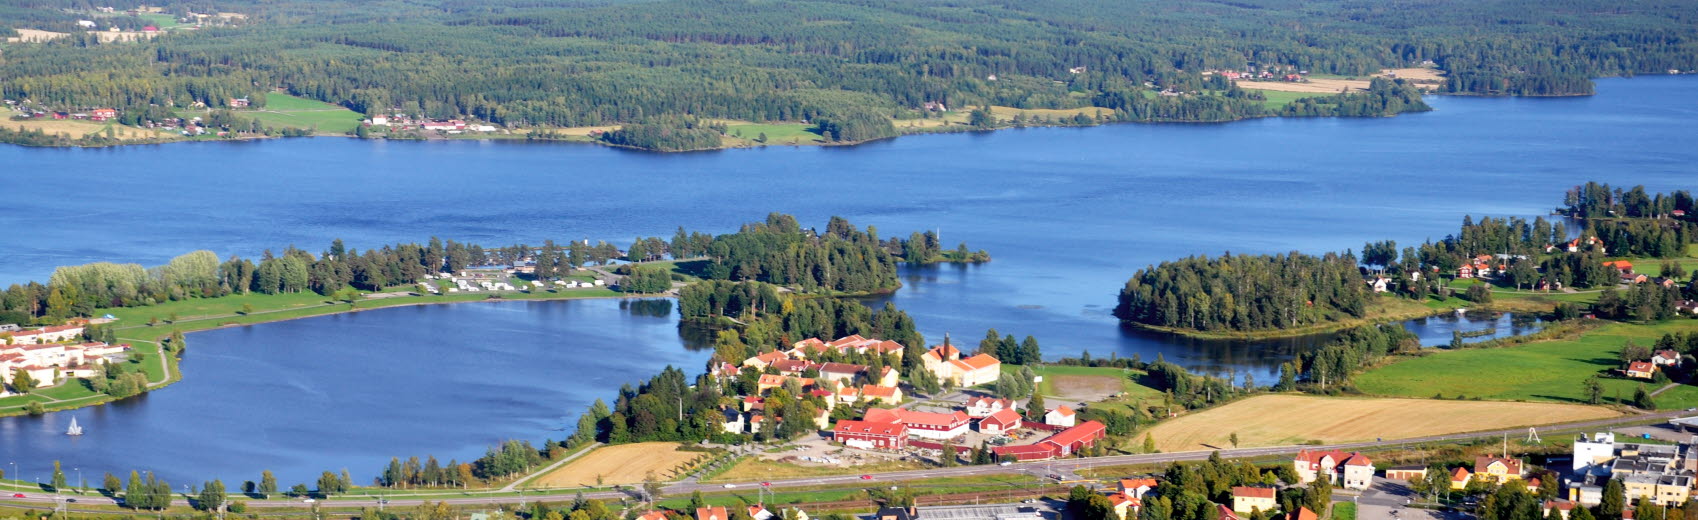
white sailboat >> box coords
[66,417,83,436]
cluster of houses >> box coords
[366,115,498,134]
[418,271,604,294]
[687,504,806,520]
[1,323,130,396]
[1624,349,1682,379]
[1205,66,1307,82]
[1561,431,1698,509]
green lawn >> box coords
[1331,502,1356,520]
[1355,321,1698,407]
[1250,89,1309,108]
[138,13,182,29]
[725,123,825,145]
[212,93,363,134]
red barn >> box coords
[1040,420,1107,456]
[992,444,1056,461]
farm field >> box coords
[208,93,362,134]
[1143,394,1619,452]
[1355,321,1698,407]
[1254,90,1310,108]
[986,106,1113,122]
[1238,78,1367,94]
[0,119,170,140]
[724,122,825,145]
[532,442,706,487]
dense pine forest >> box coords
[4,0,1695,149]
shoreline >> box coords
[1122,299,1553,341]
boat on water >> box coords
[66,417,83,436]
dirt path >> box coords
[502,442,602,492]
[1650,383,1682,397]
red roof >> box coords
[1232,486,1276,499]
[981,408,1022,428]
[1342,453,1373,467]
[1628,361,1655,373]
[991,444,1054,458]
[1289,507,1318,520]
[1120,478,1157,490]
[1217,505,1242,520]
[698,507,728,520]
[1106,493,1140,507]
[1051,405,1075,417]
[867,407,967,428]
[834,420,906,437]
[819,362,867,375]
[1043,420,1105,447]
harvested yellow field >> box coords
[1,120,168,140]
[533,442,706,487]
[1144,395,1619,452]
[1379,68,1446,82]
[6,29,69,43]
[1238,78,1368,94]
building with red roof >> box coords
[697,507,729,520]
[978,408,1023,435]
[1040,420,1106,456]
[865,408,970,439]
[1231,486,1277,513]
[833,420,907,450]
[1293,449,1374,490]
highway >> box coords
[3,408,1683,512]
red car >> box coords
[860,475,873,480]
[10,494,24,498]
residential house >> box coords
[748,505,774,520]
[1449,467,1473,490]
[638,511,670,520]
[1457,264,1476,279]
[1654,350,1682,368]
[1045,406,1077,427]
[1543,501,1578,520]
[743,350,790,369]
[1623,273,1650,285]
[818,362,866,383]
[698,507,729,520]
[832,420,907,449]
[965,396,1014,417]
[978,408,1023,435]
[860,385,903,403]
[1118,478,1157,498]
[1231,486,1277,513]
[771,359,814,375]
[1368,277,1391,293]
[1285,507,1317,520]
[920,344,963,372]
[1474,456,1526,484]
[1678,301,1698,314]
[1604,261,1636,274]
[1216,505,1243,520]
[720,407,746,434]
[835,386,861,404]
[1626,361,1657,379]
[1105,493,1141,520]
[1292,450,1373,490]
[90,108,117,121]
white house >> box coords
[1045,406,1077,427]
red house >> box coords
[991,444,1056,461]
[90,108,117,121]
[833,420,908,450]
[1040,420,1107,456]
[978,408,1023,435]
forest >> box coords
[4,0,1695,149]
[1117,183,1697,334]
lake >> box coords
[1,75,1694,484]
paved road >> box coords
[4,409,1683,511]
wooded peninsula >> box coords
[3,0,1695,150]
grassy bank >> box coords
[1129,296,1451,340]
[1355,320,1698,409]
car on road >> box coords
[1046,474,1063,480]
[723,484,737,489]
[10,494,24,498]
[66,499,77,503]
[303,498,316,503]
[860,475,873,480]
[1000,462,1012,466]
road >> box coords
[3,409,1683,511]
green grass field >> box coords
[1355,321,1698,408]
[137,13,182,29]
[726,122,825,145]
[229,93,363,134]
[1250,90,1309,108]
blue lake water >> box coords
[0,75,1694,484]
